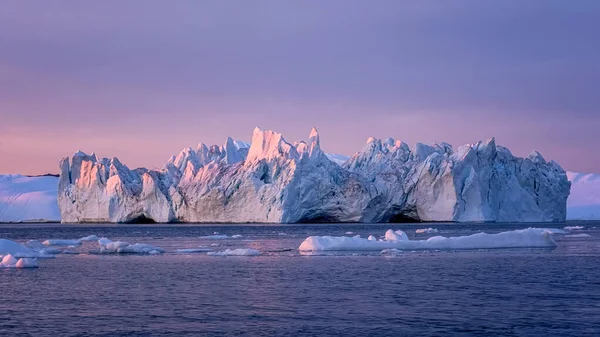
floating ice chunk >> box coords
[200,235,230,239]
[41,248,62,255]
[299,228,556,251]
[207,248,261,256]
[79,235,99,241]
[1,254,18,266]
[231,235,243,239]
[210,243,220,247]
[0,238,45,258]
[27,240,46,250]
[345,232,354,235]
[539,228,567,234]
[176,248,213,253]
[353,235,361,238]
[384,229,408,241]
[368,235,377,241]
[565,233,592,238]
[98,237,164,254]
[564,226,584,231]
[416,228,439,234]
[380,248,402,255]
[16,258,39,268]
[42,239,82,246]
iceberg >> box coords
[0,238,51,259]
[57,127,570,223]
[97,237,164,254]
[298,228,557,252]
[207,248,261,256]
[0,174,60,223]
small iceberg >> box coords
[298,228,557,252]
[1,254,39,268]
[98,237,164,254]
[207,248,261,256]
[0,238,50,258]
[79,235,99,242]
[416,228,439,234]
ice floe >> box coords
[298,228,557,252]
[565,233,592,238]
[199,235,231,240]
[0,238,49,258]
[42,239,82,247]
[79,235,99,241]
[416,228,439,234]
[564,226,584,231]
[207,248,261,256]
[175,248,213,253]
[98,237,164,254]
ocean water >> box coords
[1,222,599,336]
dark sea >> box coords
[1,222,599,337]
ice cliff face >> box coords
[58,128,570,223]
[345,137,570,222]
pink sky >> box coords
[1,1,599,175]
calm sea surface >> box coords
[1,222,599,336]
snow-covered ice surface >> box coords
[56,127,570,223]
[0,175,60,223]
[567,171,600,220]
[299,228,557,252]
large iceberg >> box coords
[57,127,570,223]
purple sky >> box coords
[1,0,599,175]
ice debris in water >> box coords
[207,249,261,256]
[98,237,164,254]
[299,228,557,251]
[43,239,82,247]
[416,228,439,234]
[380,248,403,255]
[384,229,408,241]
[175,248,213,253]
[79,235,99,241]
[231,235,243,239]
[565,233,592,238]
[368,235,377,241]
[564,226,584,230]
[199,235,230,240]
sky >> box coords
[1,0,599,175]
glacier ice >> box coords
[0,174,60,223]
[566,171,600,220]
[298,228,557,251]
[57,127,570,223]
